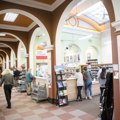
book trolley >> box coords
[55,65,68,107]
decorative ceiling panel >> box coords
[34,0,56,5]
[0,14,33,27]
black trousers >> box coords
[4,85,13,107]
[100,87,105,103]
[77,86,83,100]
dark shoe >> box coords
[6,106,11,109]
[27,93,31,95]
[79,99,82,101]
[76,99,79,102]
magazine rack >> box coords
[55,67,68,107]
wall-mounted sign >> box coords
[36,50,47,60]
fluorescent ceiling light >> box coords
[4,12,18,22]
[0,33,6,36]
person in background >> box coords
[75,69,84,101]
[25,68,34,95]
[0,69,2,78]
[97,66,102,80]
[98,67,107,107]
[0,69,14,109]
[20,64,27,81]
[13,67,21,87]
[83,67,93,100]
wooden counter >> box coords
[66,78,100,101]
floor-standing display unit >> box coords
[55,65,68,106]
[31,84,47,102]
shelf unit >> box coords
[87,59,98,79]
[55,70,68,107]
[31,84,47,102]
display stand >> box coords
[31,84,47,102]
[55,65,68,107]
[17,80,26,92]
[87,59,98,79]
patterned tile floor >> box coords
[0,87,99,120]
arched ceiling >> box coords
[0,0,110,59]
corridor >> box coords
[0,87,99,120]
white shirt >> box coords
[75,72,84,86]
[97,68,102,79]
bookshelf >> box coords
[87,59,98,79]
[55,65,68,107]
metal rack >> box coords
[17,80,26,92]
[31,84,47,102]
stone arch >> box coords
[0,9,51,45]
[55,0,114,64]
[0,42,16,59]
[0,54,5,70]
[0,49,9,68]
[0,32,26,55]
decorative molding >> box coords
[45,45,54,52]
[0,37,18,42]
[51,0,65,11]
[3,0,65,12]
[111,20,120,32]
[27,22,37,31]
[0,22,36,32]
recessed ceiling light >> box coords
[0,33,6,36]
[4,12,18,22]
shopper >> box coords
[25,68,34,95]
[97,66,102,80]
[75,69,84,101]
[83,67,93,100]
[98,67,107,107]
[13,67,21,87]
[101,72,113,120]
[0,69,14,109]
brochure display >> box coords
[54,65,68,106]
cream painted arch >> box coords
[0,9,51,44]
[29,27,51,71]
[0,54,5,70]
[0,9,51,69]
[55,0,103,65]
[0,43,16,67]
[0,32,25,56]
[111,0,120,20]
[0,49,9,69]
[85,45,99,62]
[0,32,27,68]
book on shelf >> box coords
[63,90,67,95]
[59,98,67,105]
[56,75,62,80]
[59,90,64,96]
[57,81,63,88]
[59,90,67,96]
[62,81,67,87]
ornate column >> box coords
[111,20,120,120]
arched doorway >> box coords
[55,0,115,118]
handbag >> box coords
[83,75,87,81]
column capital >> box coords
[111,20,120,32]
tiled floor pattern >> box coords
[0,87,99,120]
